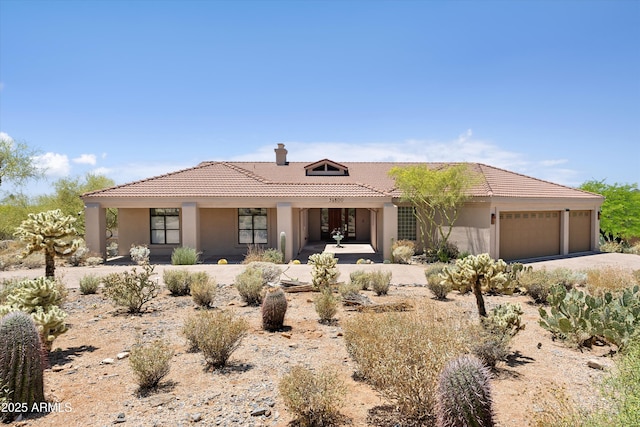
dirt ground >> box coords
[2,252,640,427]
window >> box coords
[150,208,180,244]
[238,208,268,244]
[397,206,416,241]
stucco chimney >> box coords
[275,143,288,165]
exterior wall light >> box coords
[491,213,496,225]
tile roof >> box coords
[82,160,603,200]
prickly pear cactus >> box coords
[436,354,495,427]
[0,311,46,421]
[262,287,288,331]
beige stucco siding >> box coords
[449,204,491,255]
[118,208,153,255]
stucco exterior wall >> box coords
[308,209,322,241]
[448,204,491,255]
[118,208,152,255]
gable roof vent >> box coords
[275,143,288,166]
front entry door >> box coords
[328,208,343,236]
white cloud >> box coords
[73,154,97,165]
[92,167,112,175]
[231,132,578,186]
[33,152,71,177]
[0,131,13,143]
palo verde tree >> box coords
[579,180,640,243]
[0,136,42,188]
[14,209,82,278]
[389,163,480,252]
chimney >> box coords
[275,143,288,165]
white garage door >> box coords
[500,211,561,261]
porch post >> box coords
[561,209,570,255]
[182,202,200,251]
[84,202,106,259]
[592,208,600,251]
[382,203,397,261]
[277,202,293,262]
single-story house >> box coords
[82,144,604,262]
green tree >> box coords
[0,137,43,188]
[580,180,640,243]
[14,209,82,278]
[389,164,480,251]
[35,173,116,235]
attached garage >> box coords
[569,210,592,253]
[499,211,561,261]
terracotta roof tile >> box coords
[82,160,602,200]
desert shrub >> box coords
[246,261,282,285]
[85,256,104,266]
[190,274,217,308]
[392,240,415,264]
[343,302,470,422]
[235,267,265,305]
[308,252,340,291]
[425,263,451,300]
[427,275,452,300]
[627,243,640,255]
[262,248,284,264]
[586,266,639,297]
[129,339,174,391]
[350,270,369,290]
[243,245,283,264]
[182,310,249,368]
[519,268,555,304]
[102,262,159,313]
[129,244,150,264]
[67,245,91,266]
[338,282,361,300]
[171,247,200,265]
[600,241,624,253]
[315,290,338,323]
[79,274,100,295]
[470,303,525,369]
[369,270,392,296]
[426,240,460,263]
[279,364,346,427]
[163,269,191,296]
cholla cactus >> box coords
[14,209,81,278]
[440,253,509,317]
[0,312,45,422]
[436,354,495,427]
[308,252,340,291]
[0,277,68,350]
[130,244,150,264]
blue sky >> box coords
[1,0,638,196]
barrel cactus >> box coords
[0,311,46,421]
[436,354,495,427]
[262,287,288,331]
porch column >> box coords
[277,202,293,262]
[560,209,570,255]
[592,208,601,251]
[84,202,106,259]
[382,203,397,261]
[182,202,200,251]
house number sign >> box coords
[329,197,344,203]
